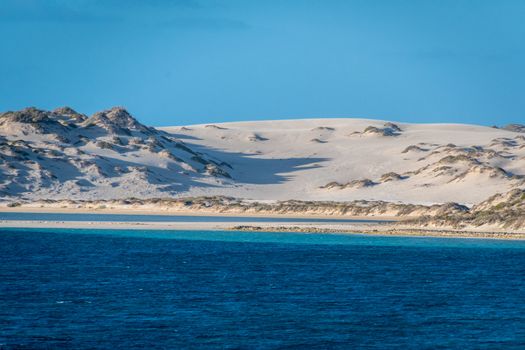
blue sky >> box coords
[1,0,524,126]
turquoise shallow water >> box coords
[1,228,525,349]
[0,212,391,223]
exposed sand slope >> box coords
[1,106,524,206]
[161,119,525,205]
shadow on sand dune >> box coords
[178,141,328,185]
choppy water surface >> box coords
[1,228,525,349]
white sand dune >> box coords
[161,119,525,206]
[1,107,524,207]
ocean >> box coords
[0,212,390,224]
[1,228,525,349]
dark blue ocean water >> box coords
[1,228,525,349]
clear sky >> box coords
[1,0,524,126]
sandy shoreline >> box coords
[0,206,402,221]
[1,205,523,240]
[1,219,524,240]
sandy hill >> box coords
[161,119,525,206]
[0,107,232,200]
[1,107,524,207]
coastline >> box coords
[0,206,402,221]
[1,219,524,240]
[3,193,523,235]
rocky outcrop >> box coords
[502,124,525,133]
[402,145,428,153]
[361,123,402,136]
[321,179,377,189]
[82,107,153,135]
[0,107,69,135]
[0,106,233,199]
[247,133,268,142]
[409,188,525,230]
[379,172,406,182]
[52,106,87,122]
[311,126,335,131]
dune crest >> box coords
[1,108,524,210]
